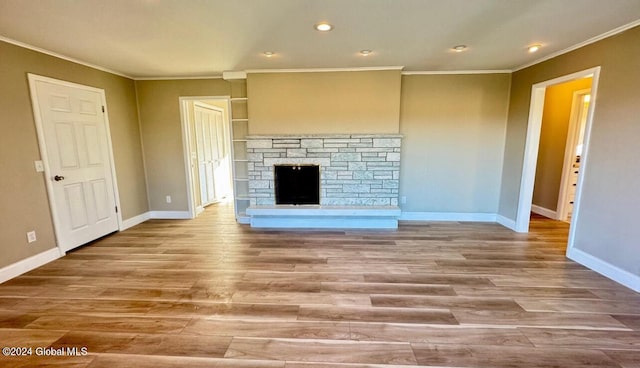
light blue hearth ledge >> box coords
[246,205,402,229]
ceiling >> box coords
[1,0,639,78]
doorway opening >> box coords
[530,77,592,223]
[179,97,234,218]
[515,67,600,255]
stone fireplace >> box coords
[245,134,402,228]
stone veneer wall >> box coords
[247,135,402,206]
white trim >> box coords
[148,211,192,219]
[530,204,557,220]
[514,86,546,233]
[514,67,600,233]
[27,74,123,251]
[402,70,511,75]
[179,96,234,220]
[496,215,517,231]
[514,19,640,72]
[568,248,640,293]
[179,97,196,219]
[566,71,601,258]
[120,212,151,231]
[134,76,223,81]
[399,212,497,222]
[1,36,131,79]
[557,88,591,221]
[222,71,247,80]
[245,66,404,74]
[196,206,205,215]
[0,248,62,284]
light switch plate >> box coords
[34,160,44,172]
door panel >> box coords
[64,183,89,230]
[83,124,103,165]
[32,77,119,252]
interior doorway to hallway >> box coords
[179,97,234,218]
[530,79,592,224]
[515,67,600,256]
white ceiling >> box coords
[1,0,639,78]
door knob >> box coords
[54,175,65,181]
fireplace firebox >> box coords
[274,165,320,205]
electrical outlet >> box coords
[166,195,172,204]
[34,160,44,172]
[401,196,407,204]
[27,231,37,243]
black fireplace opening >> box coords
[274,165,320,205]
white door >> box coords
[29,75,119,252]
[195,104,225,206]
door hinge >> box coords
[102,106,105,113]
[115,206,118,213]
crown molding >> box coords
[402,70,512,75]
[222,71,247,80]
[514,19,640,72]
[134,76,223,81]
[0,35,133,79]
[245,66,404,74]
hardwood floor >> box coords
[1,203,638,367]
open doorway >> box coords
[514,67,600,255]
[530,78,592,223]
[179,97,234,218]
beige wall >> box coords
[135,79,231,211]
[499,25,640,277]
[0,40,147,268]
[247,70,401,135]
[399,74,511,213]
[533,78,592,211]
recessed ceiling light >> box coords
[528,44,542,53]
[360,49,372,56]
[315,22,333,32]
[452,45,467,52]
[263,51,274,57]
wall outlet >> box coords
[26,231,37,243]
[401,196,407,204]
[34,160,44,172]
[166,195,172,204]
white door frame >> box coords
[194,101,225,208]
[28,74,123,254]
[514,67,600,240]
[179,96,233,219]
[556,88,591,221]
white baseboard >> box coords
[196,206,204,215]
[399,212,497,222]
[496,214,517,230]
[531,204,558,219]
[148,211,192,219]
[120,211,151,231]
[0,247,62,284]
[568,247,640,292]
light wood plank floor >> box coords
[1,204,639,367]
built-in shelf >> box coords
[229,86,249,224]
